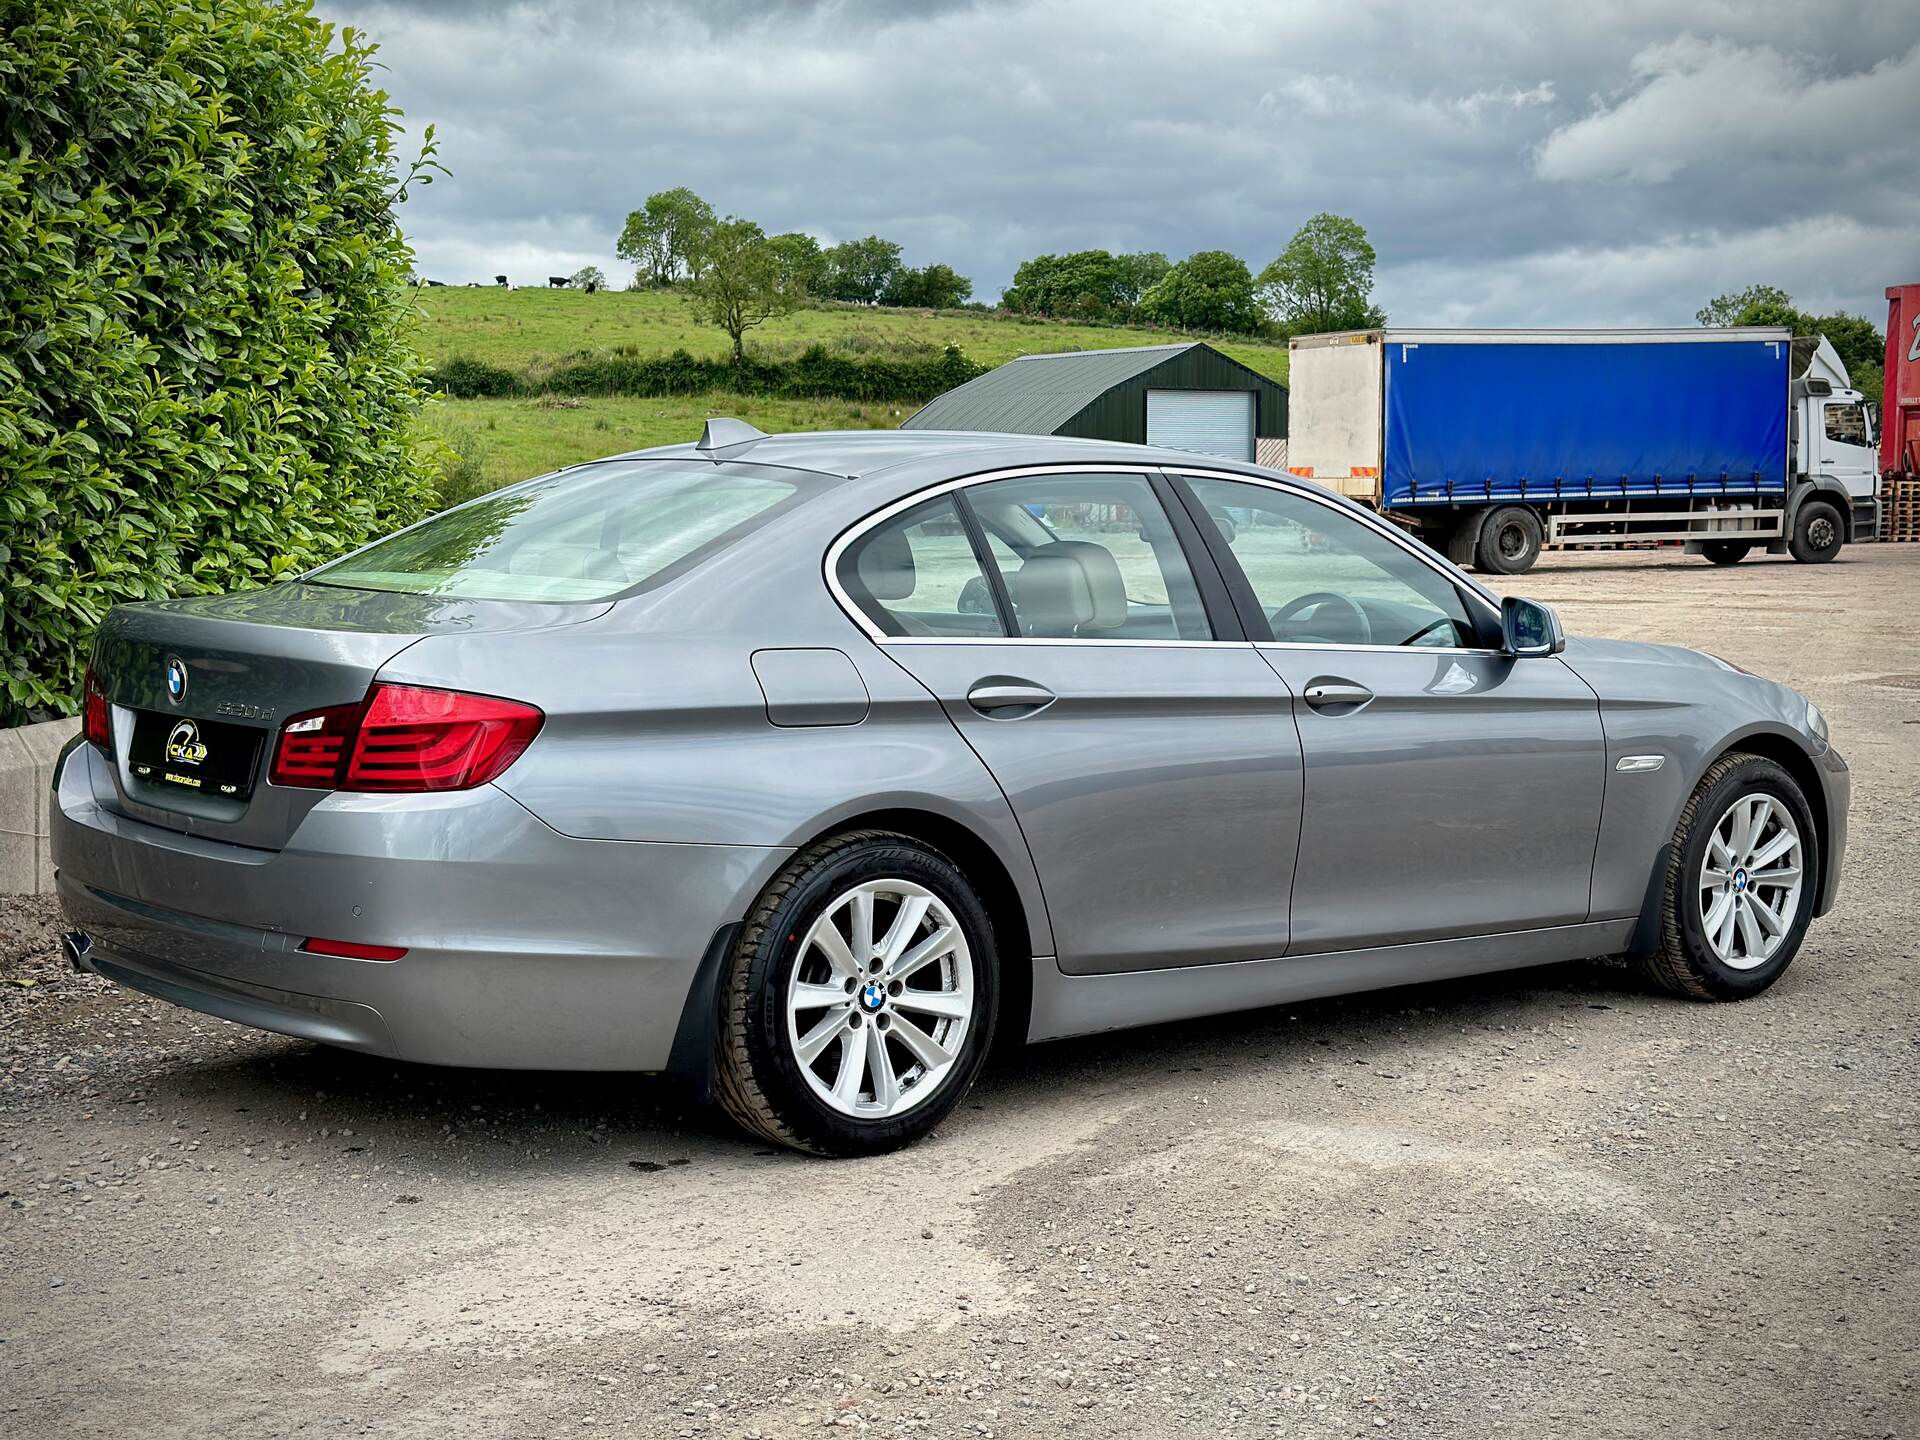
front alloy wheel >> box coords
[715,831,998,1156]
[1696,794,1804,970]
[1641,752,1817,1000]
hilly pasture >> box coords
[411,288,1290,493]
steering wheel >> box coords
[1270,590,1372,645]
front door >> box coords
[1177,472,1607,955]
[835,471,1302,975]
[1816,399,1879,512]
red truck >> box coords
[1883,284,1920,484]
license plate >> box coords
[128,711,264,800]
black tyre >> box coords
[1474,505,1543,574]
[1701,541,1751,566]
[714,830,1000,1157]
[1640,753,1818,1001]
[1789,501,1844,563]
[1444,510,1484,568]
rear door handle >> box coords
[966,680,1055,716]
[1302,679,1374,710]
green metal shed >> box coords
[902,341,1287,463]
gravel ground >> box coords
[3,545,1916,1439]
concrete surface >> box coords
[0,718,79,896]
[1,546,1915,1439]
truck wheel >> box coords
[1701,541,1751,566]
[1788,501,1844,563]
[1474,506,1542,575]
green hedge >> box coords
[427,343,986,404]
[0,0,437,725]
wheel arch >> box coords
[1785,481,1850,530]
[1711,729,1832,914]
[664,802,1047,1099]
[1626,726,1832,958]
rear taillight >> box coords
[270,683,542,793]
[271,699,362,785]
[83,665,111,754]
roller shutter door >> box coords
[1146,389,1255,461]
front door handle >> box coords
[966,679,1055,716]
[1302,679,1374,711]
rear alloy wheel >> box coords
[714,831,998,1156]
[1701,541,1751,566]
[1640,753,1817,1000]
[1789,501,1844,563]
[1474,505,1543,575]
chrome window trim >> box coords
[823,464,1199,645]
[1167,465,1506,625]
[1254,640,1503,658]
[823,460,1505,649]
[876,637,1249,650]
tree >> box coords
[883,262,973,309]
[1696,285,1796,328]
[1259,213,1383,337]
[616,187,716,287]
[1114,252,1172,314]
[1808,310,1885,402]
[569,265,607,293]
[1695,286,1886,399]
[1003,250,1138,319]
[688,218,801,362]
[1139,251,1264,334]
[767,231,830,297]
[0,0,438,725]
[824,235,904,304]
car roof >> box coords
[599,427,1267,481]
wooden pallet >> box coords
[1882,477,1920,541]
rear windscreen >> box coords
[311,460,812,602]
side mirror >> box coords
[1501,596,1566,657]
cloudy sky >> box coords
[325,0,1920,326]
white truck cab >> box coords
[1792,335,1880,546]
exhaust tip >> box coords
[60,930,94,971]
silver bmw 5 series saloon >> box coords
[52,423,1849,1156]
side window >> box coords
[963,473,1212,640]
[1185,476,1480,649]
[1824,403,1867,447]
[837,498,1005,638]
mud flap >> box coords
[663,922,743,1104]
[1625,842,1675,957]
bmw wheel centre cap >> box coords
[165,656,188,705]
[860,981,885,1012]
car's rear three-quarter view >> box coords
[50,425,1850,1157]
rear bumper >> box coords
[50,740,789,1070]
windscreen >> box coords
[311,461,810,602]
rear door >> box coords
[1174,471,1606,955]
[834,468,1303,975]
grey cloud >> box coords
[330,0,1920,325]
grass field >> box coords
[411,286,1291,379]
[430,392,902,493]
[410,288,1291,496]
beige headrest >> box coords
[1011,540,1127,637]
